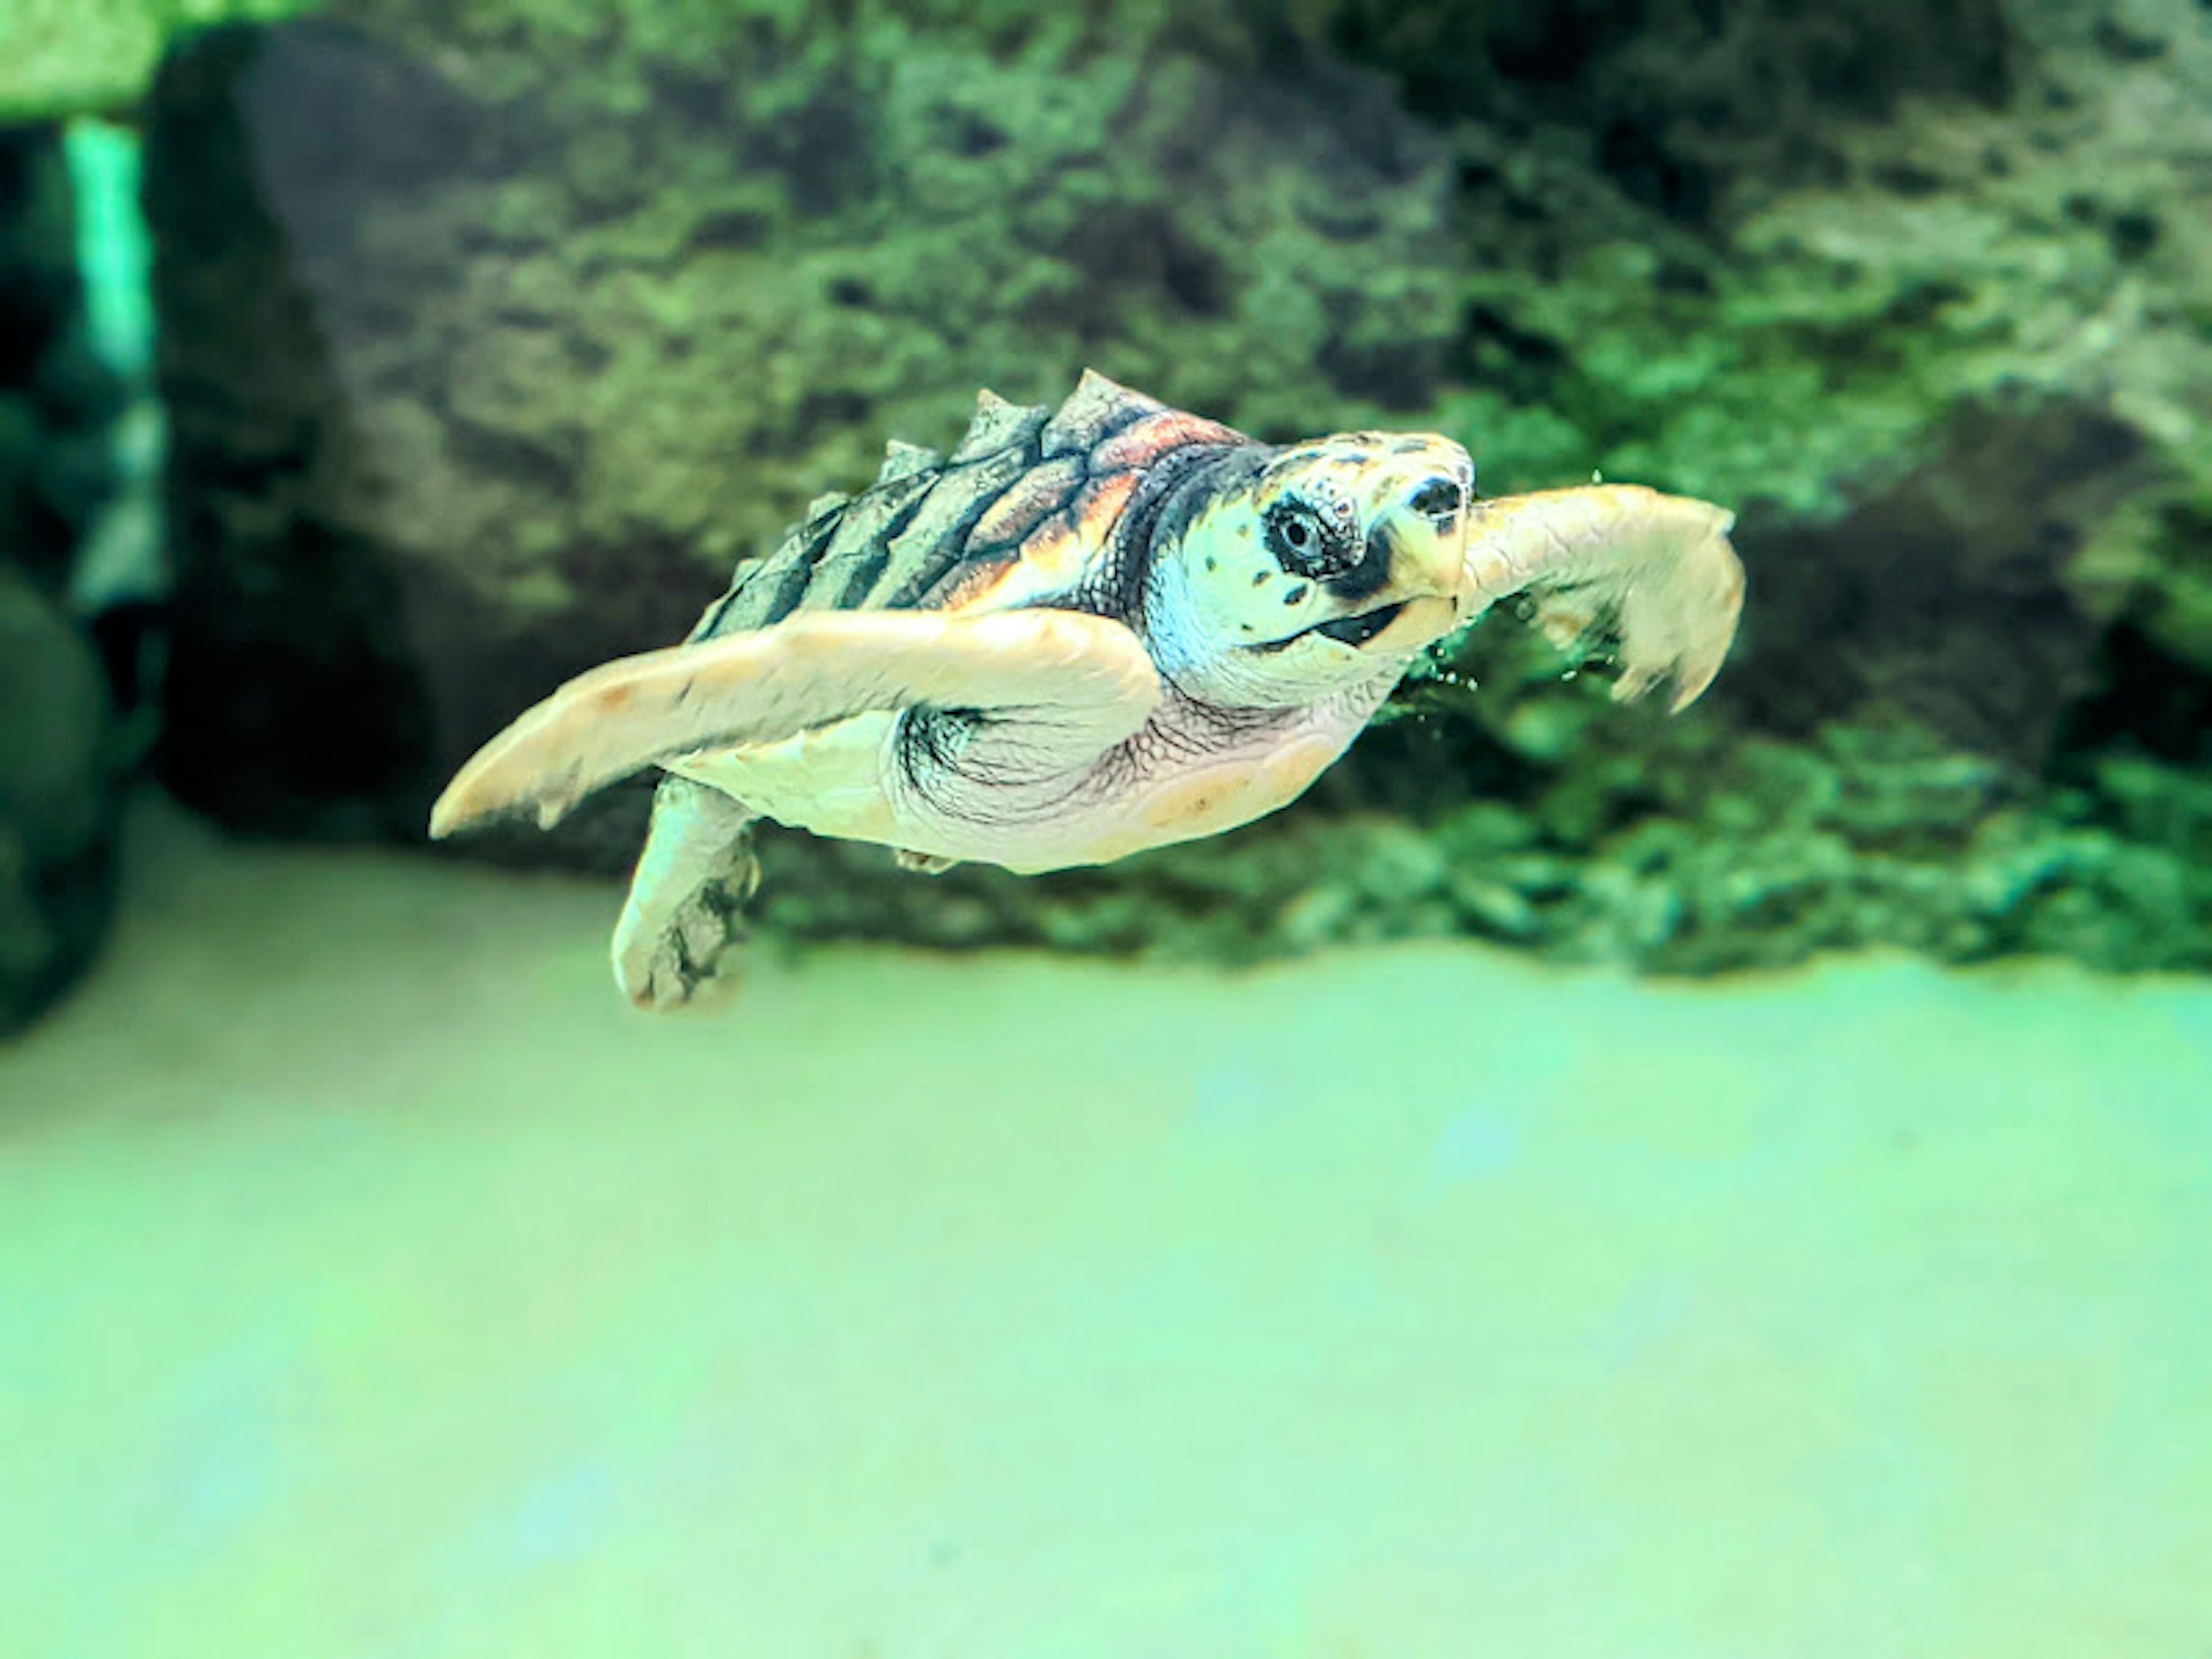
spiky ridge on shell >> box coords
[689,372,1248,641]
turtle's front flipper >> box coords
[611,775,762,1011]
[428,608,1160,839]
[1463,485,1744,711]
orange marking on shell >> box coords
[1013,513,1090,586]
[938,558,1020,612]
[969,455,1084,548]
[1066,471,1140,540]
[972,472,1145,600]
[1090,410,1243,472]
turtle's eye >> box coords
[1264,501,1342,578]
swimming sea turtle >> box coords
[430,372,1743,1008]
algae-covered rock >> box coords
[144,7,1459,834]
[0,0,323,120]
[134,0,2212,975]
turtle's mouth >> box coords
[1312,603,1407,647]
[1259,601,1407,654]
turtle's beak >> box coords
[1341,472,1478,651]
[1366,476,1475,602]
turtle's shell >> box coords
[690,372,1249,642]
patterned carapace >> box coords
[694,374,1244,637]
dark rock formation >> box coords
[1,126,90,594]
[0,125,126,1034]
[0,566,118,1035]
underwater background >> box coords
[2,0,2209,1652]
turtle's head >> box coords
[1144,432,1478,706]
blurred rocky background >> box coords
[2,0,2207,1020]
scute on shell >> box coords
[877,440,941,484]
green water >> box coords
[4,806,2207,1654]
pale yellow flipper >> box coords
[428,608,1161,838]
[1464,485,1744,711]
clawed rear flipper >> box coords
[1463,485,1744,711]
[428,607,1161,840]
[611,775,761,1011]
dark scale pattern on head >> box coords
[1324,532,1397,604]
[685,374,1256,643]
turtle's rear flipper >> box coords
[1463,485,1744,711]
[611,775,762,1012]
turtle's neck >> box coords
[1086,442,1268,622]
